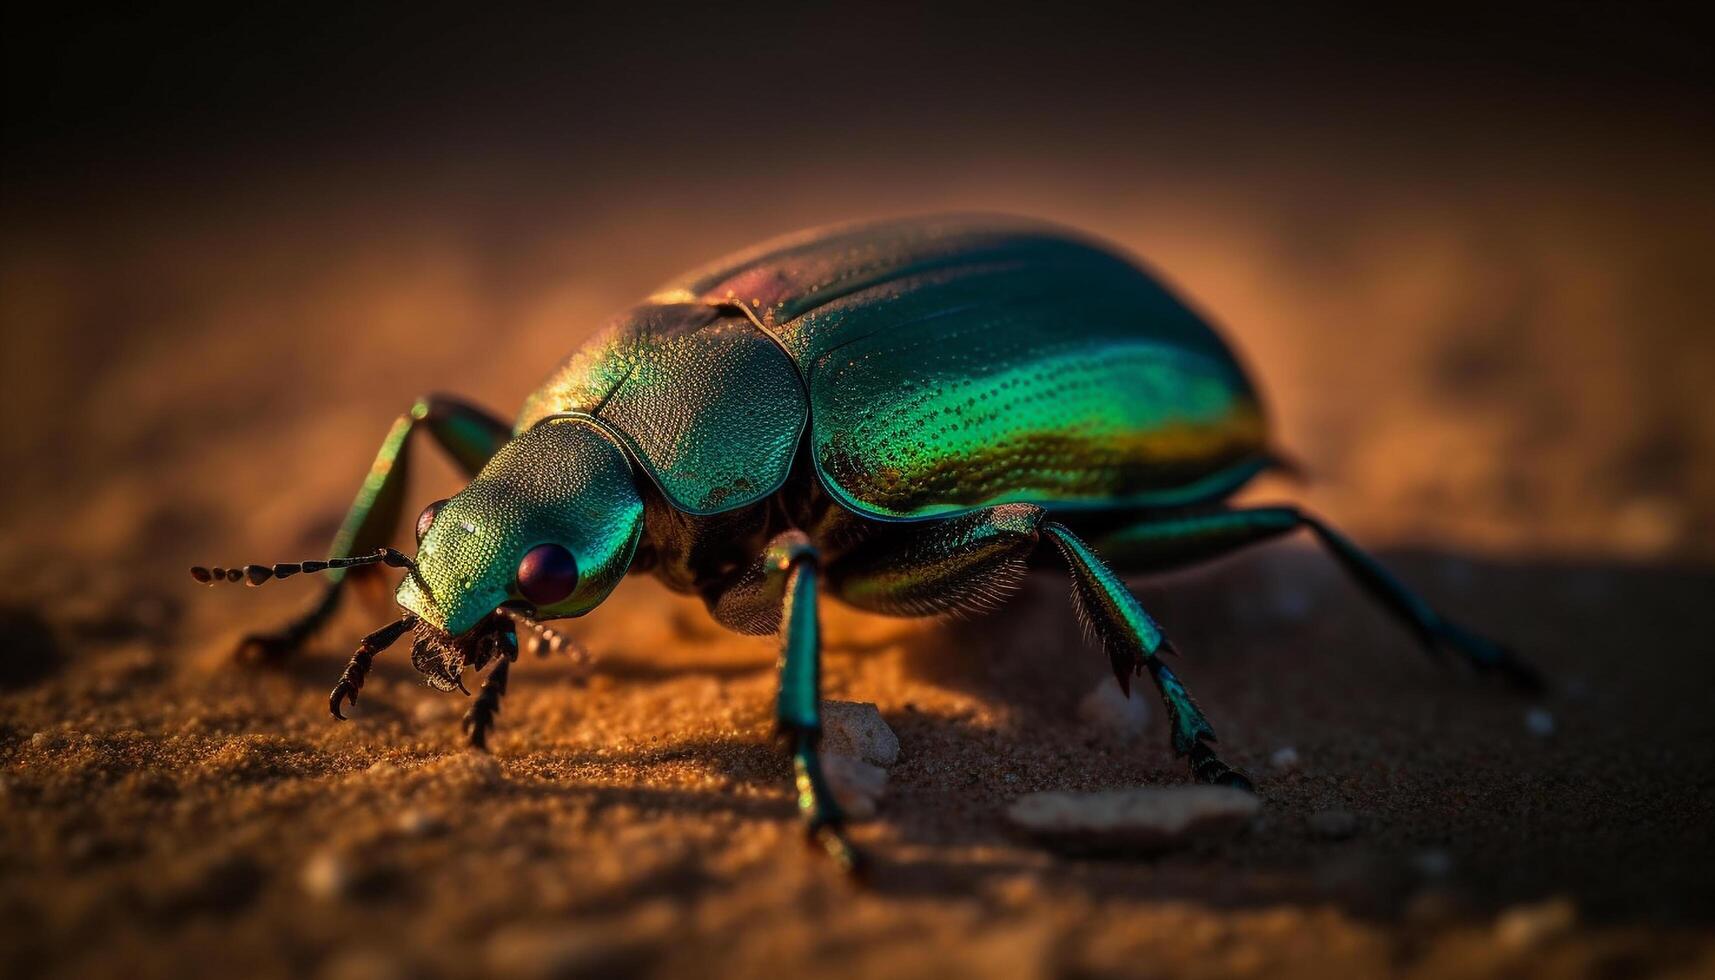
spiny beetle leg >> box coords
[1298,513,1545,693]
[495,606,593,667]
[1042,522,1255,792]
[1433,619,1544,694]
[1186,740,1255,792]
[821,502,1044,619]
[1090,505,1544,691]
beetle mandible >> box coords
[193,215,1539,871]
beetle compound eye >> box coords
[516,543,579,606]
[415,499,449,543]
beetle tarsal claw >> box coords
[329,683,352,720]
[326,614,415,720]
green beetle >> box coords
[194,215,1538,870]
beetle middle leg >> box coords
[229,394,510,662]
[823,505,1251,791]
[703,531,862,873]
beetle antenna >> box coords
[190,547,416,587]
[495,606,593,666]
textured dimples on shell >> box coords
[194,215,1539,875]
[519,217,1267,520]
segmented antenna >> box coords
[190,547,416,587]
[495,606,593,666]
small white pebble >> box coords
[30,732,53,749]
[1008,786,1259,853]
[1525,708,1555,738]
[821,754,887,821]
[1270,746,1301,771]
[820,701,899,766]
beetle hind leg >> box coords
[1299,516,1542,691]
[1186,740,1250,790]
[1089,506,1542,692]
[1041,522,1253,790]
[821,507,1250,790]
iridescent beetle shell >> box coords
[517,216,1268,522]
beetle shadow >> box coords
[249,545,1715,926]
[860,545,1715,924]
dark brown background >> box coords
[3,6,1713,978]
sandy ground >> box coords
[3,159,1714,978]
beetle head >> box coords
[396,416,643,635]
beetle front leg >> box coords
[328,614,415,719]
[463,651,515,752]
[234,394,511,662]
